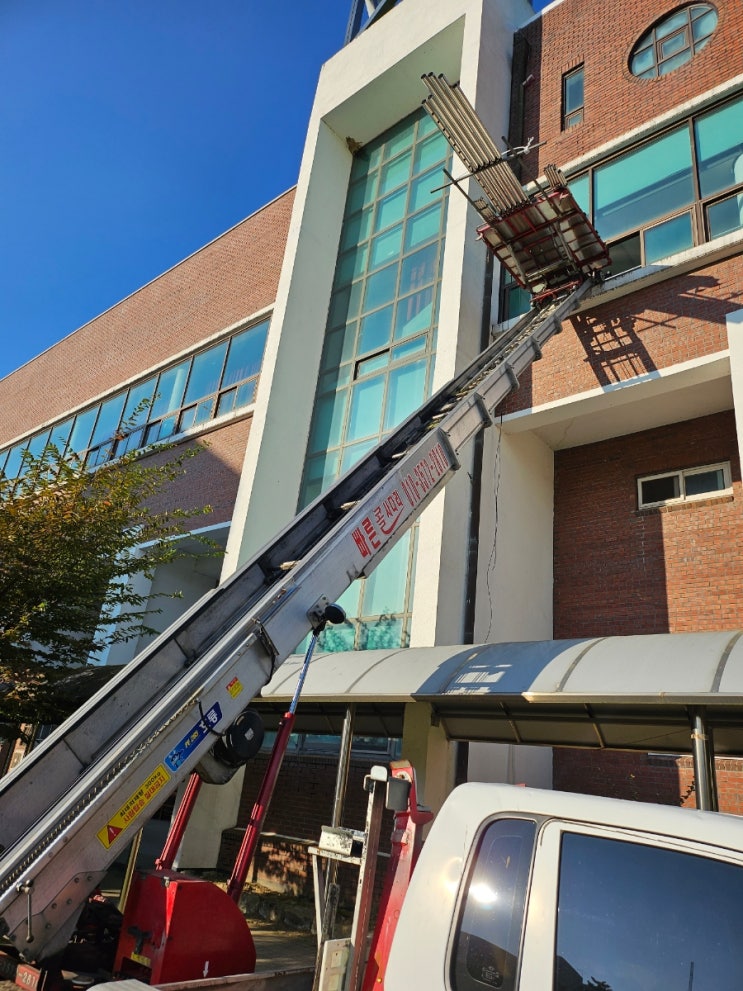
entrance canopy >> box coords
[255,631,743,755]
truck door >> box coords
[518,820,743,991]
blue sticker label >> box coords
[165,703,223,771]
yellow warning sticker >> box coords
[226,676,243,698]
[97,764,171,848]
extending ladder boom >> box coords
[0,71,610,962]
[0,281,590,963]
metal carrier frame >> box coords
[421,72,610,303]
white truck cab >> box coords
[386,783,743,991]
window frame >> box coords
[637,460,732,509]
[499,90,743,321]
[0,317,270,480]
[298,108,450,655]
[561,65,584,130]
[629,3,718,80]
[575,91,742,273]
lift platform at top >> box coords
[422,72,611,304]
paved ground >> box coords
[252,929,316,972]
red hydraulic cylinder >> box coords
[225,613,337,903]
[225,710,295,902]
[156,771,202,871]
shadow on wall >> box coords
[500,242,743,414]
[553,748,697,809]
[140,429,246,530]
[569,271,743,388]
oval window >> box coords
[629,3,718,79]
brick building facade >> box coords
[502,0,743,809]
[2,0,743,868]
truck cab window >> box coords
[555,831,743,991]
[451,818,536,991]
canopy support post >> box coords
[690,707,718,812]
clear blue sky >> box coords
[0,1,542,382]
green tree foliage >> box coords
[0,441,216,734]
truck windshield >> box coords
[555,831,743,991]
[451,817,536,991]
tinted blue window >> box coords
[1,322,269,469]
[644,212,693,262]
[89,394,126,448]
[184,342,227,406]
[694,95,743,199]
[556,832,743,991]
[122,377,157,427]
[299,110,450,651]
[593,128,694,240]
[68,408,99,456]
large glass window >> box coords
[1,318,270,479]
[300,109,449,651]
[586,93,743,271]
[184,341,228,407]
[501,91,743,322]
[593,127,694,241]
[555,831,743,991]
[87,394,127,467]
[695,98,743,200]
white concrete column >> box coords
[727,308,743,475]
[474,427,554,642]
[468,742,553,789]
[401,702,457,818]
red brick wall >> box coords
[553,749,743,811]
[553,412,743,813]
[502,254,741,414]
[232,752,388,844]
[0,189,294,445]
[553,411,743,638]
[513,0,743,183]
[142,418,251,528]
[511,0,743,813]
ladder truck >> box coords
[0,75,609,987]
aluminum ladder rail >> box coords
[0,281,590,962]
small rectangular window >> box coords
[638,462,731,508]
[643,211,694,262]
[707,192,743,240]
[562,66,584,129]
